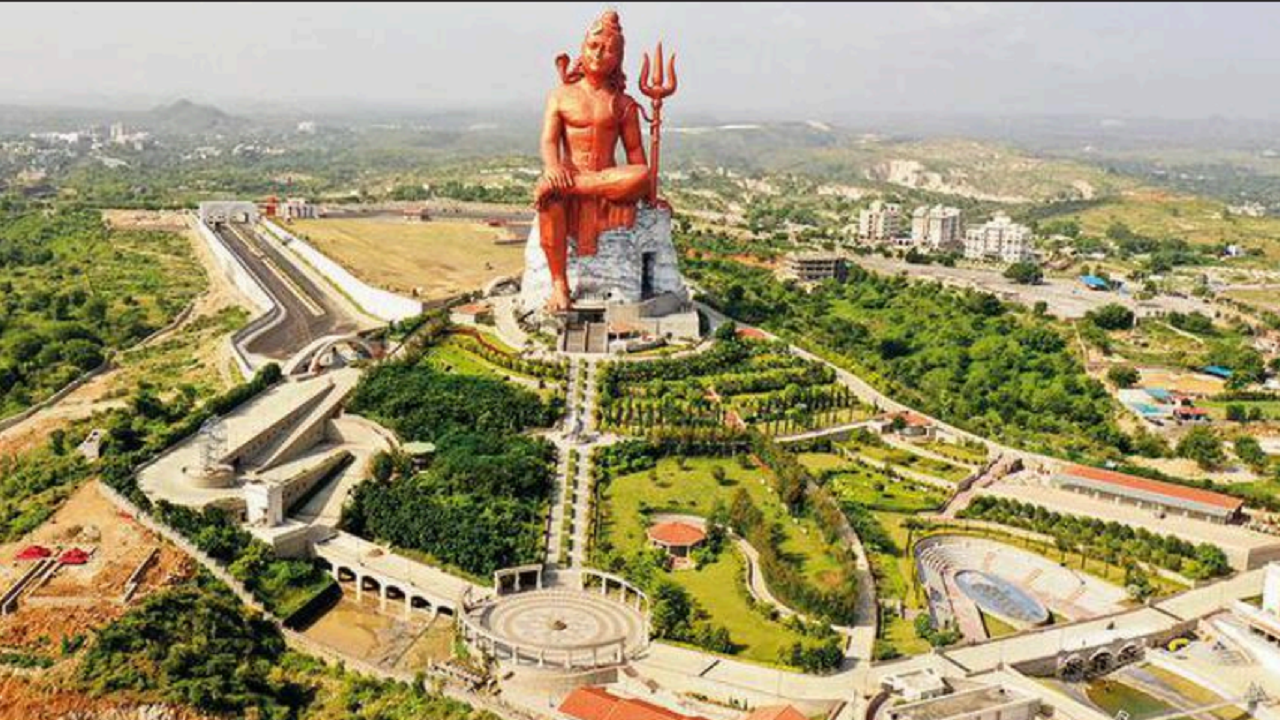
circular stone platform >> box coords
[464,589,647,669]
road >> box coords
[216,222,364,360]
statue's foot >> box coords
[546,283,572,314]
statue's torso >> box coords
[556,83,626,172]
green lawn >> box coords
[602,457,847,592]
[796,452,849,474]
[919,441,988,466]
[845,441,971,483]
[980,610,1020,639]
[829,465,948,514]
[666,547,810,665]
[1200,398,1280,422]
[422,335,558,398]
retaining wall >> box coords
[261,220,423,322]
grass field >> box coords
[290,217,523,299]
[602,458,845,592]
[843,440,971,483]
[1200,398,1280,421]
[1067,190,1280,261]
[665,547,809,665]
[980,610,1020,639]
[918,441,988,466]
[831,465,947,514]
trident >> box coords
[639,42,677,207]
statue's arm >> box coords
[621,98,647,166]
[540,91,574,190]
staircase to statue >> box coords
[560,320,608,354]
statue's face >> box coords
[581,31,622,78]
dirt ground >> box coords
[0,483,194,651]
[0,674,212,720]
[300,589,452,672]
[289,217,524,299]
[1137,368,1226,396]
[0,210,249,458]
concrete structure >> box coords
[198,200,259,225]
[868,411,937,441]
[884,685,1038,720]
[910,205,962,252]
[260,219,424,323]
[451,302,494,325]
[519,206,700,349]
[1051,464,1244,524]
[278,197,317,220]
[1233,562,1280,645]
[858,200,902,242]
[314,529,479,617]
[963,213,1034,264]
[882,667,948,702]
[781,252,848,284]
[460,569,649,670]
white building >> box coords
[279,197,317,220]
[858,200,902,242]
[964,213,1034,263]
[911,205,963,251]
[297,120,317,135]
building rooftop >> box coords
[452,302,491,315]
[741,706,806,720]
[887,686,1029,720]
[1058,464,1243,512]
[559,687,710,720]
[648,521,707,548]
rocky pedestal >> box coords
[519,206,689,314]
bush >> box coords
[1108,365,1140,389]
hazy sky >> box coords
[4,2,1278,119]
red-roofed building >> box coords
[450,302,493,325]
[647,522,707,569]
[870,411,936,440]
[741,706,807,720]
[58,548,92,565]
[559,687,710,720]
[735,326,769,341]
[1053,464,1244,524]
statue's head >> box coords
[577,10,626,91]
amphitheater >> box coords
[459,570,650,670]
[915,535,1129,642]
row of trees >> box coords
[449,331,568,383]
[960,496,1231,580]
[687,258,1132,461]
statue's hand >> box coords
[543,165,576,192]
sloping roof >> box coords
[58,548,91,565]
[735,327,769,340]
[1061,464,1242,511]
[742,706,807,720]
[559,687,710,720]
[15,545,52,561]
[452,302,491,316]
[647,522,707,547]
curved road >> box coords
[216,221,365,360]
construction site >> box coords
[0,482,193,665]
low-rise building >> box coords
[1051,464,1244,524]
[964,213,1034,264]
[1233,562,1280,645]
[885,685,1038,720]
[883,667,949,702]
[279,197,316,220]
[859,200,902,242]
[911,205,963,252]
[559,687,711,720]
[781,252,847,283]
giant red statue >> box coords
[534,10,676,313]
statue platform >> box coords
[518,205,701,352]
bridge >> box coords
[312,530,486,619]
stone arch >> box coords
[1118,643,1143,665]
[307,336,376,374]
[410,596,432,613]
[385,585,406,602]
[315,557,333,573]
[1059,654,1086,681]
[1089,649,1114,675]
[361,576,382,593]
[336,566,357,583]
[436,605,455,617]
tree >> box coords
[1234,435,1268,472]
[1107,365,1140,389]
[1003,262,1043,285]
[1086,303,1135,331]
[1225,404,1248,423]
[1176,426,1226,470]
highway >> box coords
[215,222,364,360]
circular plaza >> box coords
[460,571,649,670]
